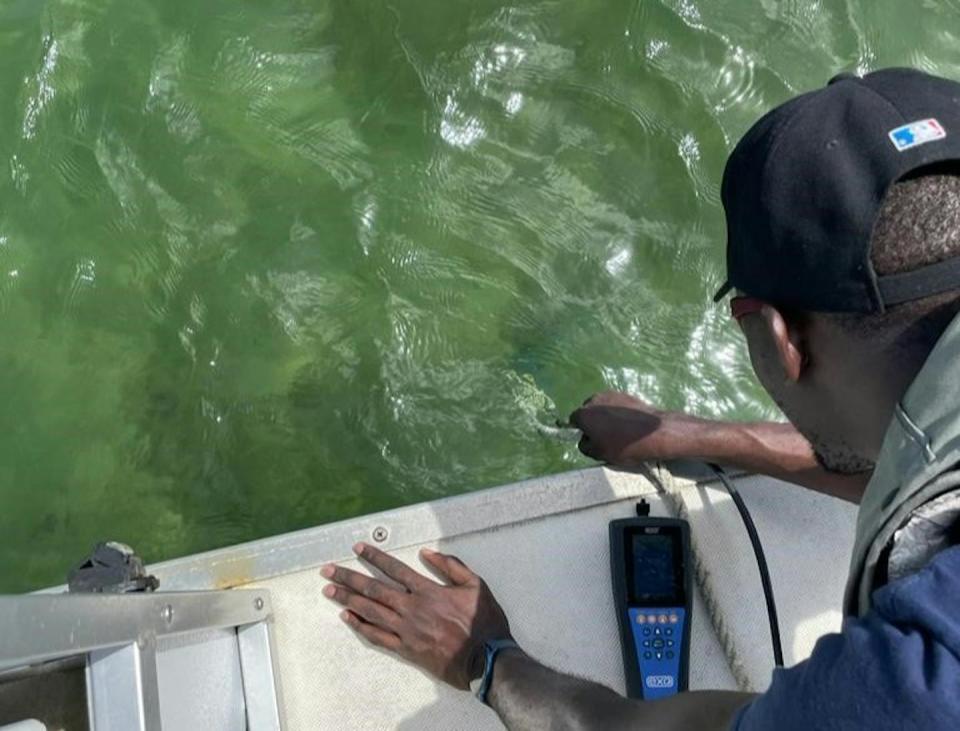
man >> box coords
[321,68,960,729]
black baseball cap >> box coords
[715,68,960,313]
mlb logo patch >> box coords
[888,118,946,151]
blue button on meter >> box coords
[610,516,692,700]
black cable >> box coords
[707,463,785,668]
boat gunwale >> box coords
[43,466,672,594]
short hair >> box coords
[827,163,960,354]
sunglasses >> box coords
[730,296,767,322]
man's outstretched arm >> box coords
[489,648,753,730]
[570,391,871,503]
[321,542,753,731]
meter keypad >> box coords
[628,607,686,701]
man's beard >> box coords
[812,442,875,475]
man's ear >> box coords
[760,305,806,382]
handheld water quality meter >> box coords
[610,511,692,700]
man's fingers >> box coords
[571,391,605,428]
[578,434,602,460]
[341,610,403,652]
[323,582,403,631]
[354,543,430,591]
[419,548,476,585]
[568,407,584,429]
[321,564,408,610]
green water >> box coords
[3,1,960,592]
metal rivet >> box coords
[372,526,388,543]
[254,597,264,611]
[161,604,174,624]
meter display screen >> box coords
[626,530,684,606]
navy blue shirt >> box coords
[733,544,960,730]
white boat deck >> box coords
[147,465,857,730]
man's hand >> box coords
[321,543,512,690]
[569,391,870,502]
[570,391,705,466]
[323,543,755,731]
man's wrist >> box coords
[484,645,528,708]
[472,639,523,705]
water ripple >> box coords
[21,34,59,140]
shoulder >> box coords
[733,545,960,731]
[872,543,960,655]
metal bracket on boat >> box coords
[0,589,283,730]
[67,542,159,594]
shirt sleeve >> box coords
[731,547,960,731]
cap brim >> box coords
[712,281,733,303]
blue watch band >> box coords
[476,638,520,706]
